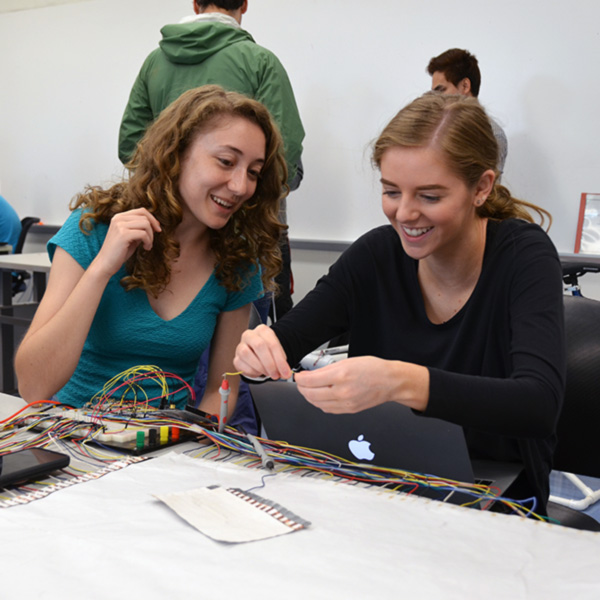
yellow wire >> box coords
[89,365,169,408]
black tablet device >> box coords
[0,448,70,488]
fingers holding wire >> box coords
[234,325,293,380]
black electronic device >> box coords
[0,448,70,488]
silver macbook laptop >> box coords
[249,379,520,500]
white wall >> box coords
[0,0,189,219]
[1,0,599,297]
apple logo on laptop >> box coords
[348,434,375,461]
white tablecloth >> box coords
[2,452,599,599]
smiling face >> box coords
[178,116,266,232]
[380,145,490,263]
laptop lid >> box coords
[250,379,476,483]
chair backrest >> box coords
[13,216,41,254]
[553,294,600,477]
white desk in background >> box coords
[0,252,50,289]
[0,393,599,599]
[0,252,51,393]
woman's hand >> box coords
[92,208,162,278]
[294,356,430,414]
[234,324,293,380]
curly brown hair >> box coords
[71,85,287,296]
[372,92,551,229]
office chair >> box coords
[545,269,600,531]
[11,216,40,295]
[248,301,263,330]
[14,217,41,254]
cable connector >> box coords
[247,434,275,471]
[218,375,230,433]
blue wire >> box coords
[245,471,278,494]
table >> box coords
[0,252,51,393]
[0,393,599,599]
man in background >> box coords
[119,0,305,320]
[427,48,508,175]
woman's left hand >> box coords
[294,356,430,414]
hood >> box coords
[159,22,254,65]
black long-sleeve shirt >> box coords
[272,219,566,511]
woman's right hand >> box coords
[15,208,162,402]
[92,208,162,278]
[234,324,293,380]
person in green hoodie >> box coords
[119,1,304,322]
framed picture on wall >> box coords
[575,193,600,254]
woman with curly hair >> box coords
[16,84,287,420]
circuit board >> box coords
[23,405,214,454]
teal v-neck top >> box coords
[48,209,262,408]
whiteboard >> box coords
[0,0,598,253]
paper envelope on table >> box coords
[154,485,310,544]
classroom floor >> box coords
[549,471,600,523]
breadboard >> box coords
[24,407,205,453]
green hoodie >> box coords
[118,21,304,186]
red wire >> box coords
[90,370,196,411]
[0,399,62,425]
